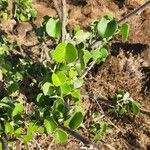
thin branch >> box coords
[52,0,67,42]
[59,124,100,150]
[0,134,9,150]
[88,92,121,132]
[61,0,67,42]
[82,61,96,79]
[118,0,150,24]
[42,42,51,62]
[52,0,62,20]
[140,108,150,115]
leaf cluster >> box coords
[0,13,131,146]
[108,91,140,116]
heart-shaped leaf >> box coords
[53,43,78,63]
[46,18,61,38]
[104,19,118,38]
[97,17,118,38]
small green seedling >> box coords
[88,113,110,141]
[108,91,140,116]
[14,0,37,22]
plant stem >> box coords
[52,0,62,20]
[61,0,67,42]
[60,124,100,150]
[118,0,150,24]
[0,134,9,150]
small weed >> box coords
[108,91,140,116]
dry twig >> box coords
[118,0,150,24]
[52,0,62,19]
[61,0,67,42]
[52,0,67,42]
[60,124,100,150]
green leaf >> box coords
[53,43,66,63]
[52,73,61,87]
[69,112,83,130]
[19,14,28,22]
[12,103,24,117]
[105,20,118,38]
[8,82,19,94]
[74,30,91,43]
[73,78,84,88]
[2,12,9,21]
[93,48,100,61]
[44,118,57,134]
[36,93,44,102]
[54,129,68,144]
[93,134,102,141]
[93,47,108,63]
[99,47,109,60]
[23,134,33,143]
[53,43,78,63]
[57,72,67,84]
[71,89,81,100]
[61,83,71,95]
[97,17,118,38]
[27,122,38,135]
[53,98,65,114]
[83,50,91,65]
[42,82,52,95]
[121,23,130,43]
[131,102,140,116]
[37,127,44,133]
[65,43,78,63]
[0,142,2,150]
[118,107,127,115]
[46,18,61,38]
[100,123,108,133]
[69,69,78,78]
[5,122,14,134]
[97,17,109,38]
[14,127,23,137]
[30,9,37,18]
